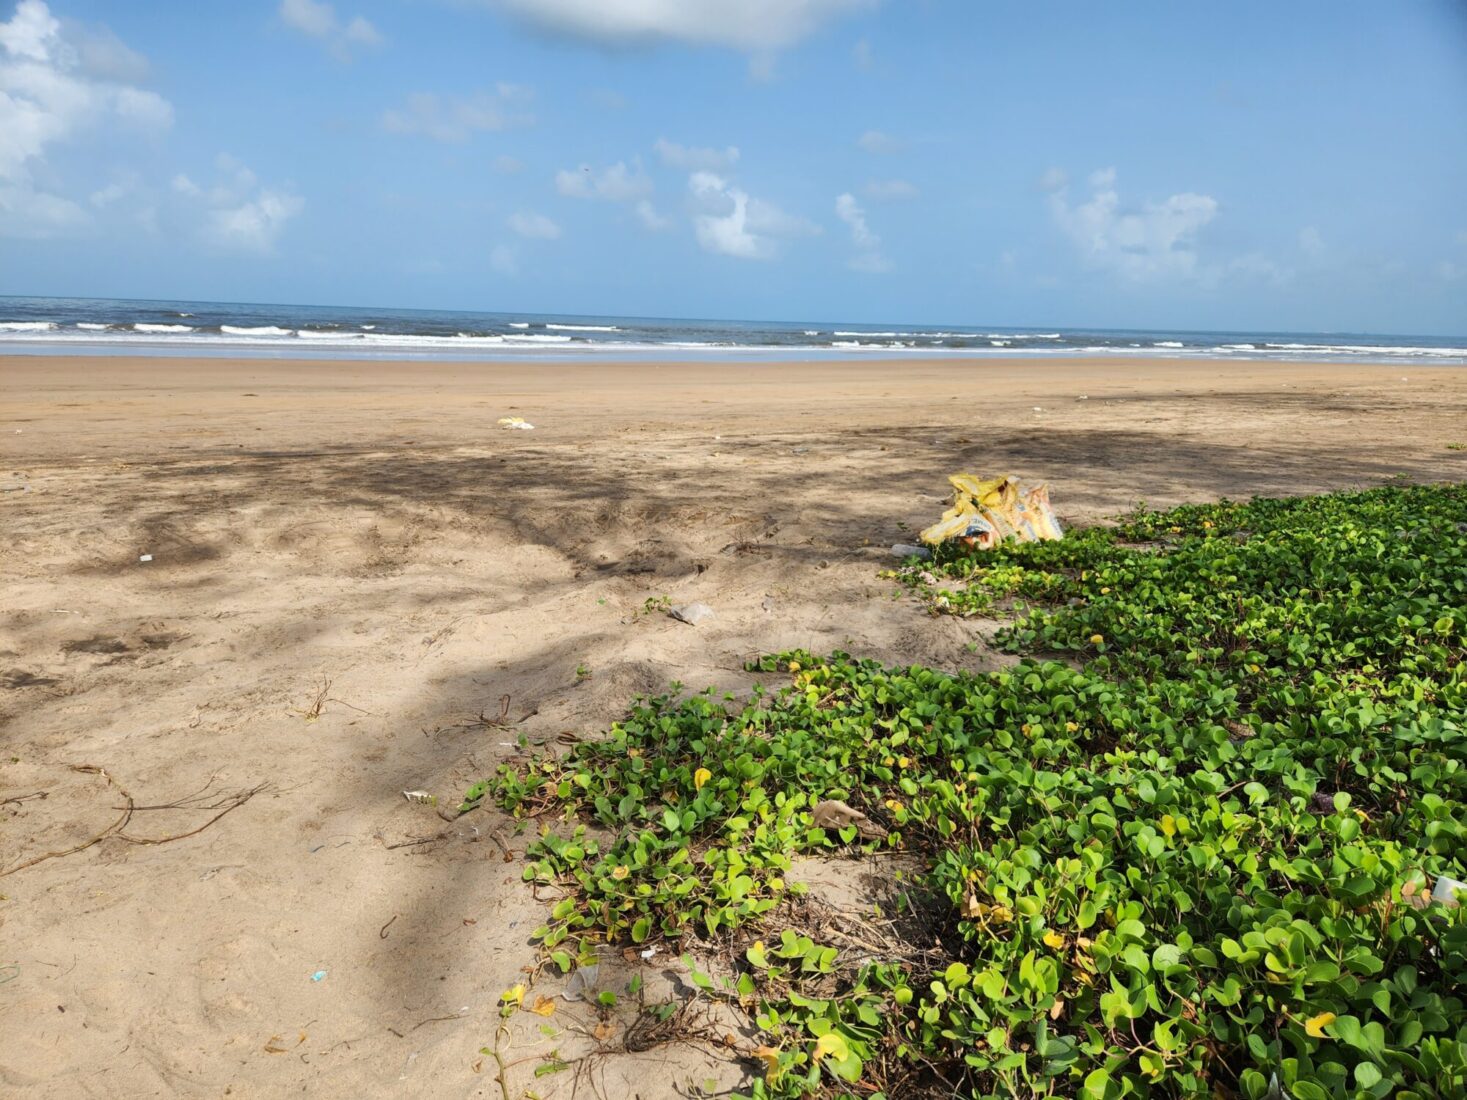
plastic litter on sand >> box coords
[669,602,715,625]
[921,473,1063,551]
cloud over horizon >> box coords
[1045,167,1219,282]
[835,191,889,272]
[690,170,818,260]
[654,137,739,172]
[174,153,303,255]
[555,159,653,201]
[486,0,871,52]
[0,0,173,238]
[381,85,533,142]
[279,0,382,60]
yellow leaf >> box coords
[813,1032,849,1061]
[694,767,712,791]
[960,893,983,919]
[611,864,629,880]
[990,905,1013,924]
[1305,1012,1335,1038]
[1089,633,1105,645]
[530,995,557,1017]
[753,1045,781,1084]
[500,983,525,1009]
[1160,814,1176,837]
[1042,931,1065,949]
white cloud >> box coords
[689,171,817,260]
[834,192,875,248]
[487,0,872,52]
[206,190,304,254]
[0,0,173,238]
[1436,259,1462,281]
[654,137,739,171]
[382,87,533,142]
[856,129,901,154]
[173,153,303,255]
[89,176,132,207]
[835,191,889,272]
[848,251,891,274]
[493,154,524,174]
[864,178,917,200]
[1047,166,1219,281]
[635,199,670,231]
[67,22,150,82]
[1038,167,1068,193]
[279,0,382,60]
[555,159,652,201]
[490,243,517,275]
[508,210,561,239]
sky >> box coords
[1,0,1465,333]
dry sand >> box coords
[3,354,1466,1097]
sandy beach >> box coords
[3,354,1466,1098]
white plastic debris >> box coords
[639,945,658,960]
[562,963,600,1001]
[1433,876,1465,907]
[402,789,435,804]
[669,602,715,625]
[890,543,931,560]
[497,416,534,430]
[138,554,153,563]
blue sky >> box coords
[1,0,1464,333]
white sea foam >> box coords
[1266,342,1467,357]
[508,322,530,329]
[77,322,110,330]
[504,333,574,343]
[1153,341,1184,348]
[1220,343,1256,350]
[297,329,361,340]
[803,330,820,336]
[362,332,506,347]
[546,323,619,332]
[990,340,1010,347]
[134,323,193,333]
[0,321,56,331]
[221,325,292,336]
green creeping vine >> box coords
[470,484,1467,1099]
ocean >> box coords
[1,295,1464,364]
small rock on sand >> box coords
[669,602,715,625]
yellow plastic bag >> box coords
[920,474,1063,549]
